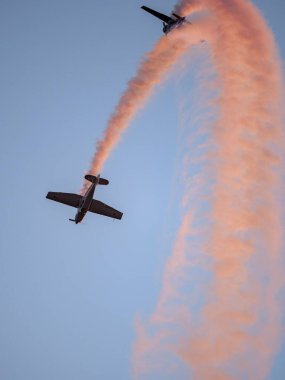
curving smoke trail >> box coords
[81,23,204,193]
[83,0,284,378]
[132,0,285,379]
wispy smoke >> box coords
[81,23,204,193]
[82,0,284,378]
[133,0,285,379]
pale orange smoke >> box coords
[133,0,284,379]
[81,23,204,193]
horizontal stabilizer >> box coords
[172,13,183,19]
[98,178,109,185]
[85,174,109,185]
[85,174,97,183]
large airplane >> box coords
[46,174,123,224]
[141,5,188,34]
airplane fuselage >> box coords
[163,17,185,34]
[73,176,98,224]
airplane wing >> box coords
[46,192,82,208]
[141,6,172,24]
[89,199,123,220]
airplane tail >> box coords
[172,12,183,19]
[85,174,109,185]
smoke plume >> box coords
[133,1,285,379]
[81,23,204,193]
[82,0,284,378]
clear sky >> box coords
[1,1,284,379]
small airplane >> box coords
[141,5,189,34]
[46,174,123,224]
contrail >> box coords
[133,1,284,379]
[81,22,204,193]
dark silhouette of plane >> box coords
[141,5,189,34]
[46,174,123,224]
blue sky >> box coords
[1,1,284,379]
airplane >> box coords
[46,174,123,224]
[141,5,189,34]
